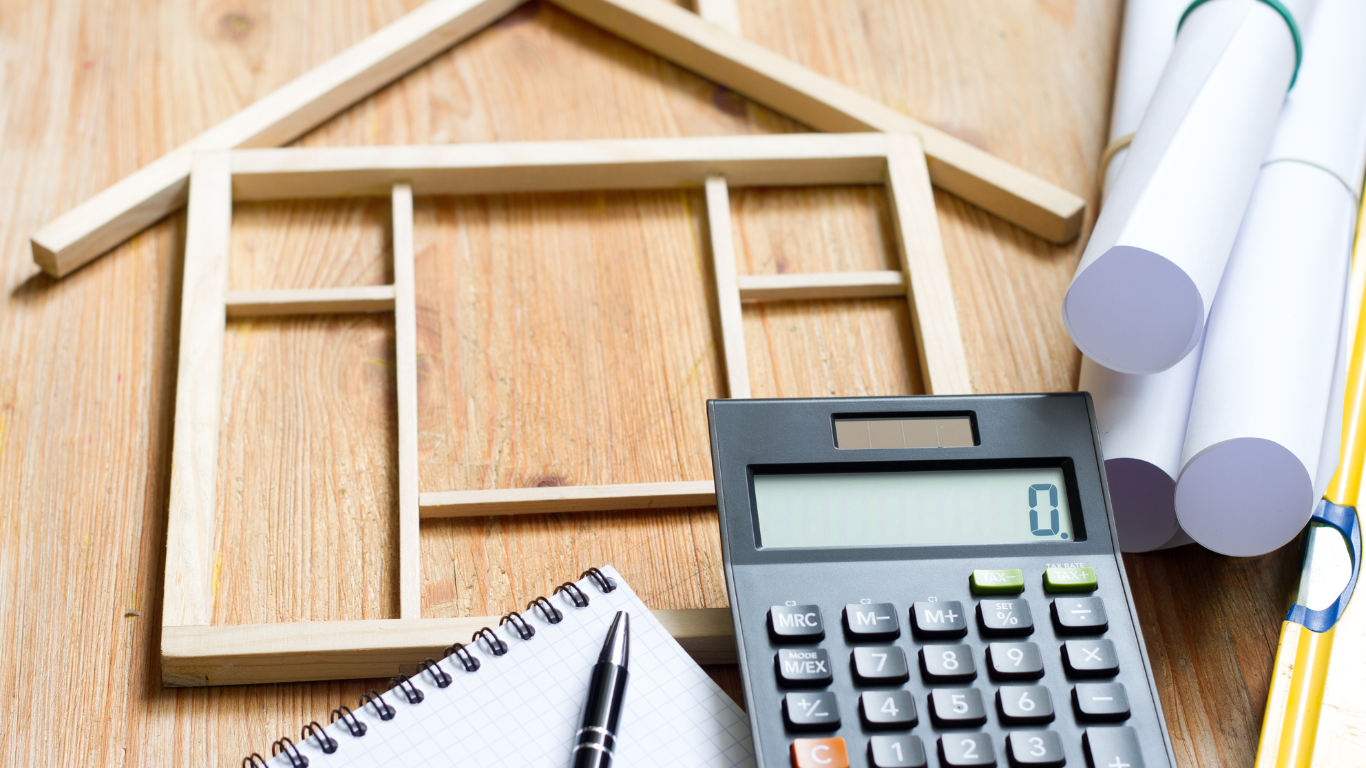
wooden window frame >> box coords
[160,131,971,686]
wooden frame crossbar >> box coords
[162,131,971,685]
[32,0,1084,278]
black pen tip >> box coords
[599,611,629,667]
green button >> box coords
[969,568,1025,594]
[1044,567,1098,592]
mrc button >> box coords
[769,605,825,642]
[776,648,834,686]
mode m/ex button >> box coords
[770,605,826,642]
[776,648,834,686]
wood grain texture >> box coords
[0,0,1290,766]
[737,270,905,301]
[224,285,397,317]
[420,480,717,517]
[392,183,422,619]
[706,175,751,398]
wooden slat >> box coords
[419,480,716,518]
[29,0,522,277]
[737,270,906,302]
[695,0,742,35]
[161,608,735,686]
[162,152,233,628]
[228,134,892,199]
[223,285,396,317]
[549,0,1084,244]
[884,134,973,395]
[392,183,421,620]
[706,176,750,399]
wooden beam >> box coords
[161,608,735,686]
[30,0,523,277]
[705,176,750,399]
[419,480,716,517]
[228,134,891,199]
[694,0,741,35]
[885,134,974,395]
[392,184,421,620]
[223,285,396,317]
[548,0,1084,243]
[737,270,906,302]
[163,152,233,628]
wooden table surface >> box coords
[0,0,1298,765]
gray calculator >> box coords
[706,395,1175,768]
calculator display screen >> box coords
[751,467,1076,548]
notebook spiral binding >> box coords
[243,569,617,767]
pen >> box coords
[572,611,630,768]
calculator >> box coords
[707,394,1175,768]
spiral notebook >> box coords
[252,566,755,767]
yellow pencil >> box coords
[1253,197,1366,768]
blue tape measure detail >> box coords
[1177,0,1302,88]
[1285,500,1362,633]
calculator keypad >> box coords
[749,566,1159,768]
[852,647,910,685]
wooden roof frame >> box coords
[162,131,968,686]
[31,0,1085,279]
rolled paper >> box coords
[1064,0,1310,374]
[1176,0,1366,557]
[1082,0,1201,553]
[1083,345,1201,552]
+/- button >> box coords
[784,692,841,732]
[1044,566,1098,592]
[791,737,849,768]
[970,568,1024,595]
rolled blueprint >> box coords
[1176,0,1366,557]
[1064,0,1310,374]
[1082,0,1198,552]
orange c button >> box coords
[791,737,849,768]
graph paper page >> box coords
[267,566,755,768]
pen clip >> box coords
[1286,499,1362,633]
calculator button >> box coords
[919,644,976,683]
[970,568,1025,595]
[869,735,928,767]
[1006,730,1066,767]
[985,642,1044,681]
[1073,683,1131,722]
[776,649,833,687]
[771,605,826,642]
[845,603,900,641]
[1052,597,1109,634]
[911,601,967,638]
[784,692,842,732]
[1062,639,1120,677]
[1044,566,1098,593]
[938,733,996,767]
[977,599,1034,637]
[860,690,918,729]
[1082,726,1145,768]
[996,685,1054,725]
[853,646,911,685]
[791,737,850,768]
[928,688,987,727]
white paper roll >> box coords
[1085,0,1202,553]
[1085,346,1201,552]
[1175,0,1366,556]
[1064,0,1309,374]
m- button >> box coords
[770,605,825,642]
[844,603,901,641]
[791,737,849,768]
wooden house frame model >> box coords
[31,0,1085,686]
